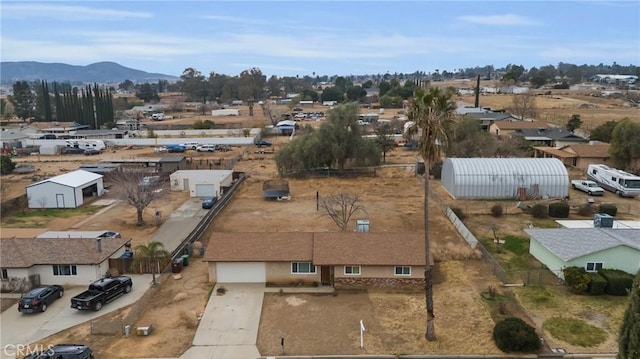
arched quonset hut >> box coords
[441,158,569,199]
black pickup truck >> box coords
[70,276,133,311]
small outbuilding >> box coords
[26,170,104,208]
[170,170,233,197]
[441,158,569,199]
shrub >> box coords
[493,317,541,352]
[490,204,504,217]
[587,272,607,295]
[531,204,548,219]
[548,202,570,218]
[577,204,594,217]
[598,203,617,217]
[451,207,466,221]
[430,160,443,179]
[563,266,590,293]
[598,268,634,296]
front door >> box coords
[320,266,332,286]
[56,194,64,208]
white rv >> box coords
[64,139,106,151]
[587,164,640,198]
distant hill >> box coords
[0,61,178,85]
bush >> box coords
[598,203,617,217]
[548,202,570,218]
[490,204,504,217]
[578,204,594,217]
[587,272,607,295]
[493,317,541,352]
[598,268,634,296]
[531,204,548,219]
[563,266,590,293]
[451,207,466,221]
[430,161,443,179]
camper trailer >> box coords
[65,139,106,151]
[587,164,640,198]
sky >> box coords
[1,1,639,78]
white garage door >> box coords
[195,184,215,197]
[216,262,266,283]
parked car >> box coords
[62,147,85,155]
[98,231,121,238]
[70,276,132,311]
[196,144,215,152]
[202,196,218,209]
[23,344,94,359]
[180,142,199,150]
[166,145,186,153]
[571,179,605,196]
[18,285,64,313]
[154,146,168,153]
[215,144,231,152]
[83,148,100,156]
[255,139,272,147]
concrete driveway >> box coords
[181,283,264,358]
[0,274,152,359]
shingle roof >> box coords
[203,232,429,266]
[511,128,587,141]
[26,170,103,188]
[492,121,551,130]
[533,146,577,158]
[204,232,314,262]
[313,232,426,266]
[0,237,130,268]
[525,228,640,261]
[562,143,611,158]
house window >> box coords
[585,262,603,272]
[1,268,7,280]
[291,262,316,274]
[395,266,411,276]
[53,265,77,276]
[344,266,361,275]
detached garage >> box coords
[441,158,569,199]
[26,170,104,208]
[170,170,233,197]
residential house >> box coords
[0,237,131,290]
[510,127,587,148]
[489,120,551,137]
[101,156,187,174]
[170,170,233,197]
[525,228,640,279]
[204,232,429,288]
[533,142,612,169]
[29,121,90,136]
[69,129,127,140]
[461,112,519,131]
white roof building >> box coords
[25,170,104,208]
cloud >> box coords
[1,3,152,21]
[197,14,269,25]
[457,14,539,26]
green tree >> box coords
[375,122,397,163]
[446,117,497,158]
[566,114,583,132]
[1,155,17,174]
[379,80,392,97]
[407,86,456,341]
[320,86,344,102]
[0,98,13,120]
[133,241,169,286]
[589,120,618,142]
[9,81,35,120]
[118,79,134,92]
[618,269,640,359]
[135,83,160,102]
[179,67,208,103]
[346,86,367,102]
[610,119,640,169]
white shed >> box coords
[441,158,569,199]
[25,170,104,208]
[169,170,233,197]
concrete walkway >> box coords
[180,283,264,358]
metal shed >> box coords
[441,158,569,199]
[25,170,104,208]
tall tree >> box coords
[180,67,208,103]
[566,114,583,132]
[375,122,397,163]
[133,241,169,286]
[318,192,366,232]
[446,117,497,158]
[407,86,456,341]
[9,81,35,120]
[106,169,168,226]
[610,119,640,170]
[617,269,640,359]
[589,120,618,142]
[508,93,537,120]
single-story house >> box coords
[461,112,519,131]
[101,156,187,174]
[510,127,588,148]
[489,120,551,137]
[170,170,233,197]
[525,228,640,279]
[0,130,30,150]
[29,121,90,135]
[25,170,104,208]
[533,142,613,169]
[69,129,127,140]
[0,237,130,290]
[204,232,430,288]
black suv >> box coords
[23,344,94,359]
[18,285,64,313]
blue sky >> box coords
[1,1,639,78]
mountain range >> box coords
[0,61,178,85]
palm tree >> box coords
[133,241,169,286]
[407,86,456,341]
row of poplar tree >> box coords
[10,80,115,129]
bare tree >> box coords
[508,93,537,121]
[318,192,366,231]
[261,101,285,126]
[106,169,168,226]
